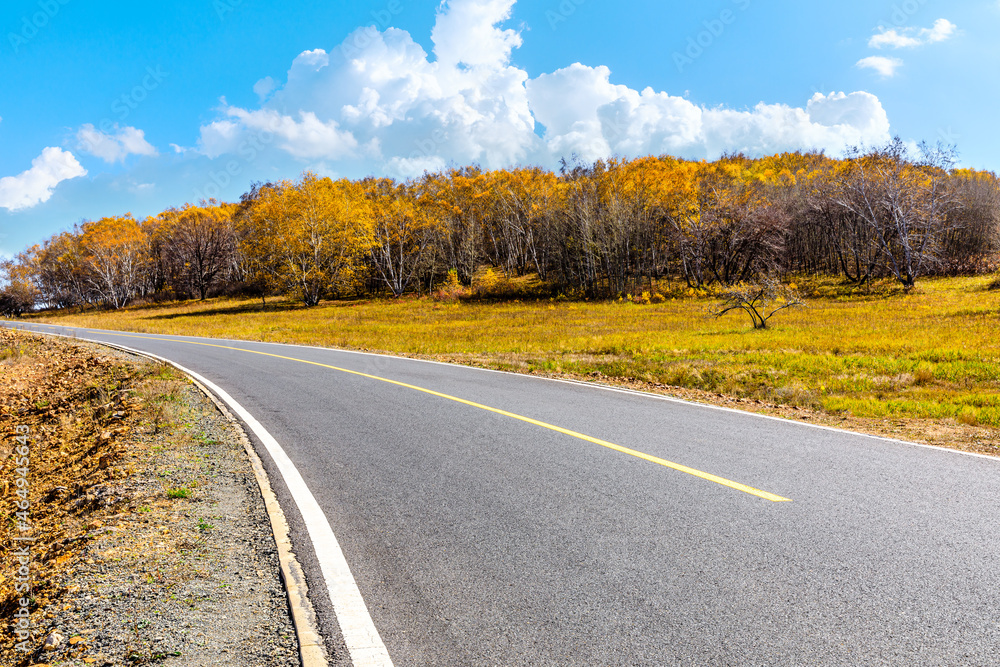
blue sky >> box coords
[1,0,996,257]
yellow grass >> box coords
[27,276,1000,429]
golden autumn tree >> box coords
[699,158,787,285]
[0,252,40,316]
[366,178,434,298]
[419,168,485,284]
[486,167,561,280]
[154,202,238,300]
[28,231,89,307]
[233,182,286,305]
[648,157,786,287]
[77,215,152,309]
[239,173,373,306]
[638,158,713,287]
[9,149,999,307]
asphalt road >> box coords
[6,321,1000,666]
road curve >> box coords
[6,321,1000,666]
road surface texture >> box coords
[5,321,1000,666]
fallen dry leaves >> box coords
[0,329,156,664]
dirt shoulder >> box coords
[0,330,299,666]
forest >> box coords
[2,138,998,315]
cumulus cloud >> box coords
[0,147,87,212]
[869,19,957,49]
[199,107,358,160]
[431,0,522,68]
[856,56,904,78]
[76,124,158,163]
[191,0,893,176]
[194,0,535,178]
[528,65,890,162]
[870,29,921,49]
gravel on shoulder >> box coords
[1,331,303,666]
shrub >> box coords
[713,279,803,329]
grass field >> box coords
[26,275,1000,451]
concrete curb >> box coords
[16,329,331,667]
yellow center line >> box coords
[91,329,792,503]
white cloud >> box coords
[0,147,87,212]
[925,18,957,43]
[76,124,158,163]
[869,29,921,49]
[528,65,890,162]
[190,0,893,175]
[431,0,521,68]
[253,76,277,102]
[869,19,957,49]
[200,107,358,160]
[235,108,358,160]
[194,0,536,177]
[856,56,904,78]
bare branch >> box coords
[713,278,803,329]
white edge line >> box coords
[13,326,394,667]
[185,372,329,667]
[14,320,1000,464]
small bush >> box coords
[0,342,24,362]
[914,364,936,385]
[433,269,471,302]
[713,279,803,329]
[166,487,192,499]
[957,407,979,427]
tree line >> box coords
[2,138,998,314]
